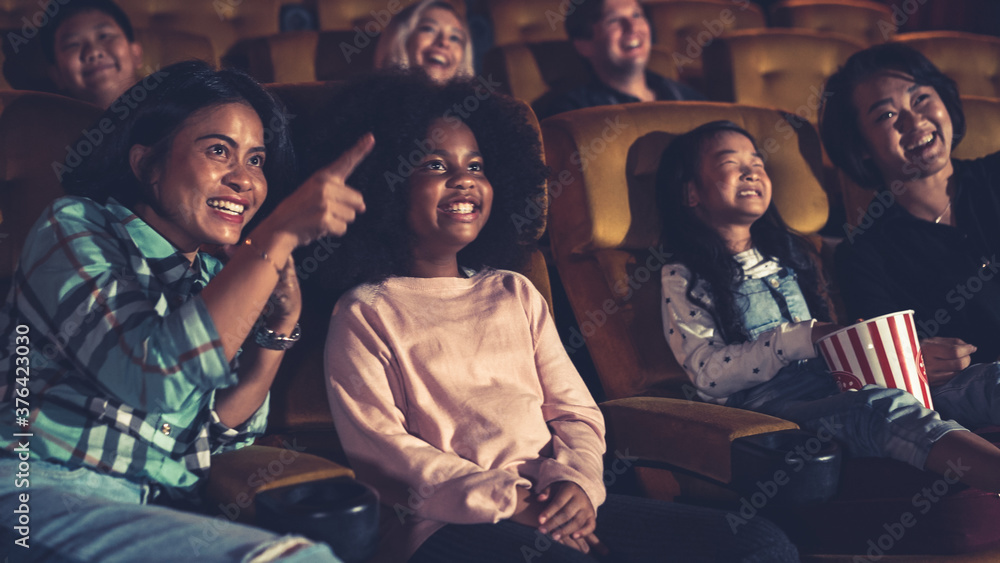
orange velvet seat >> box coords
[134,28,217,69]
[645,0,766,94]
[485,0,568,47]
[228,31,377,84]
[116,0,282,61]
[0,92,101,292]
[771,0,895,45]
[892,31,1000,99]
[703,28,866,120]
[315,0,464,31]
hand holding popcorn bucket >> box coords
[815,311,934,410]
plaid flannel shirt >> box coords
[0,196,267,492]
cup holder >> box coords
[731,429,841,505]
[255,477,380,562]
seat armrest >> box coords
[206,444,354,523]
[600,397,799,484]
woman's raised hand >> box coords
[258,134,374,250]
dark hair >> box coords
[62,60,296,223]
[310,70,547,293]
[565,0,606,40]
[656,121,830,343]
[41,0,136,64]
[820,43,965,190]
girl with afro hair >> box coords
[320,71,799,563]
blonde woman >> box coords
[374,0,473,83]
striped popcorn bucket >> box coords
[816,310,933,410]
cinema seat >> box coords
[227,30,377,84]
[486,0,568,46]
[646,0,766,95]
[0,0,29,29]
[116,0,282,61]
[892,31,1000,99]
[0,92,101,293]
[316,0,464,31]
[134,28,217,69]
[703,29,865,120]
[771,0,895,45]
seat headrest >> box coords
[542,101,827,256]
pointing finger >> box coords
[324,133,375,180]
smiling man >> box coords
[41,0,143,109]
[534,0,703,120]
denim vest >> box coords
[735,267,813,341]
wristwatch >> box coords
[254,322,301,350]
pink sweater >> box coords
[324,269,607,562]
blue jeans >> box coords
[0,457,342,562]
[726,359,966,469]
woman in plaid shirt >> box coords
[0,61,372,562]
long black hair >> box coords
[656,120,830,343]
[62,60,297,225]
[309,70,548,293]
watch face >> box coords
[254,323,300,350]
